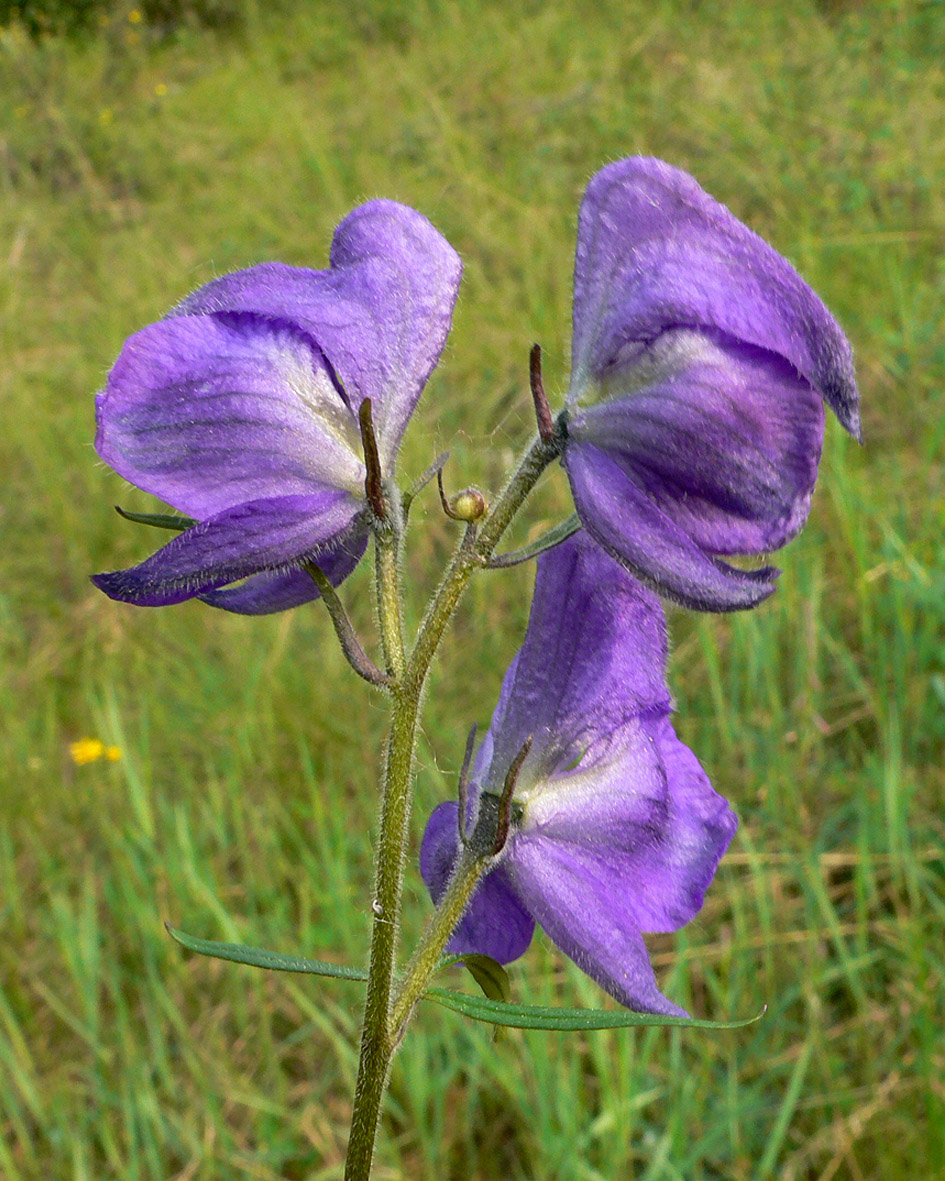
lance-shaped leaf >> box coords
[166,926,760,1030]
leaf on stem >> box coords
[425,988,766,1031]
[165,924,368,980]
[167,925,763,1030]
[115,506,196,531]
[440,953,512,1003]
[486,514,581,568]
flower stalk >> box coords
[306,563,392,688]
[389,843,491,1040]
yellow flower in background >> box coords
[70,738,104,764]
[70,738,121,766]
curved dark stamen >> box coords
[492,735,533,855]
[530,344,555,445]
[358,399,386,521]
[456,722,478,846]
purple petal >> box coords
[482,533,673,791]
[198,529,368,614]
[518,715,737,934]
[96,314,364,520]
[563,441,779,611]
[644,715,739,925]
[92,491,363,607]
[567,328,826,556]
[172,201,462,468]
[420,803,535,964]
[570,157,860,439]
[507,832,688,1016]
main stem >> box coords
[344,432,560,1179]
[344,684,416,1178]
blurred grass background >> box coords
[2,0,944,1176]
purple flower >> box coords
[93,201,461,613]
[560,157,860,612]
[420,533,737,1016]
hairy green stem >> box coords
[389,845,490,1039]
[344,431,560,1179]
[344,685,417,1179]
[406,432,560,692]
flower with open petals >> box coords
[560,157,860,612]
[93,201,461,613]
[420,533,736,1015]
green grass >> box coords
[2,0,944,1176]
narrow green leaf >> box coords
[425,986,766,1031]
[116,506,196,532]
[441,953,511,1003]
[165,925,368,981]
[487,513,581,568]
[166,926,764,1032]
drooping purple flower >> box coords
[93,201,461,613]
[560,157,860,613]
[420,533,737,1016]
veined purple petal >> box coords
[92,491,363,607]
[643,715,739,925]
[569,157,860,439]
[518,715,737,934]
[96,314,364,521]
[419,532,735,1013]
[172,201,462,469]
[507,833,688,1016]
[567,329,826,556]
[420,803,535,964]
[483,534,673,792]
[564,441,779,611]
[198,528,368,614]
